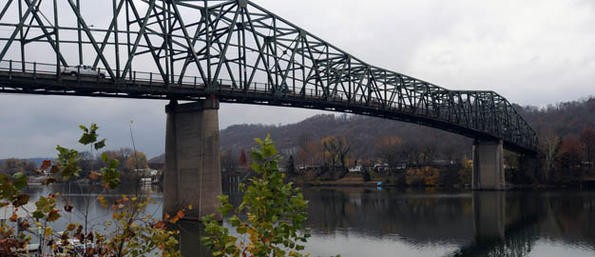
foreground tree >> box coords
[0,124,181,257]
[201,135,310,257]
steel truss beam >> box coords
[0,0,538,153]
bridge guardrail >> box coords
[0,59,537,152]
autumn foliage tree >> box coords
[201,135,310,257]
[405,167,440,187]
[538,127,561,182]
[375,136,403,166]
[553,135,584,184]
[321,136,351,169]
[0,124,182,256]
[297,140,323,167]
[580,128,595,171]
[124,151,149,171]
[239,149,248,167]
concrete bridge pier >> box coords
[163,97,222,220]
[472,139,505,190]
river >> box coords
[11,185,595,257]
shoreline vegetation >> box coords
[0,124,183,257]
[2,97,594,189]
[1,127,315,256]
[217,97,594,189]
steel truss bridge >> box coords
[0,0,537,153]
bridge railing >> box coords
[0,59,537,151]
[0,60,359,100]
[0,60,505,119]
[0,60,57,77]
[0,60,447,109]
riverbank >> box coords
[293,176,595,190]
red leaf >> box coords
[40,160,52,170]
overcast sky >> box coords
[1,0,594,159]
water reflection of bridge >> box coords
[304,188,595,257]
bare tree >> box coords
[539,127,561,182]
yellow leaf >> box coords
[66,223,77,231]
[97,195,108,208]
[44,227,53,237]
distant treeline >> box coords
[219,97,595,186]
[4,97,593,187]
[0,148,151,184]
[515,97,595,184]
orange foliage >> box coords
[375,136,402,149]
[406,167,440,186]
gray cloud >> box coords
[1,0,594,158]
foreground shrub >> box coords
[202,135,311,257]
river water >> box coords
[12,185,595,257]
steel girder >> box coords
[0,0,538,153]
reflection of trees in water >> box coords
[304,188,476,244]
[25,185,595,256]
[304,188,595,257]
[542,191,595,247]
[24,184,163,232]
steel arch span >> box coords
[0,0,537,153]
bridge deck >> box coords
[0,64,535,154]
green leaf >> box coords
[101,167,120,189]
[12,194,30,207]
[78,132,97,145]
[101,152,109,162]
[94,139,106,150]
[236,226,247,234]
[229,216,241,227]
[108,159,120,169]
[61,163,80,180]
[32,211,44,219]
[12,172,28,189]
[78,123,102,145]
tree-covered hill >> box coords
[149,97,594,172]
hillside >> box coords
[516,97,595,137]
[219,114,472,161]
[149,115,472,164]
[149,97,595,165]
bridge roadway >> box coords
[0,61,536,154]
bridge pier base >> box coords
[164,98,222,220]
[472,139,505,190]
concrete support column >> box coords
[472,139,505,190]
[164,97,221,220]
